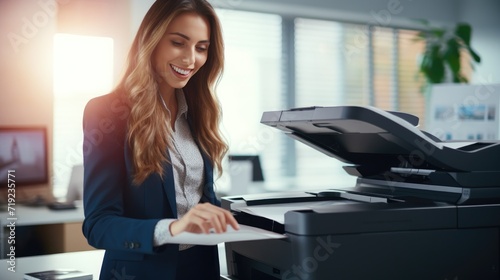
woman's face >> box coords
[153,12,210,92]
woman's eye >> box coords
[172,41,183,46]
[196,46,208,52]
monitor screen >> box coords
[0,127,49,187]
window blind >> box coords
[292,18,427,188]
[215,9,286,188]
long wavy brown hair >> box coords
[115,0,227,185]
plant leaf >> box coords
[455,23,481,63]
[431,28,446,39]
[415,20,481,85]
[455,23,472,46]
[468,47,481,63]
[444,39,461,80]
[420,45,445,83]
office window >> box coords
[397,29,426,122]
[295,18,344,107]
[215,9,286,191]
[292,19,426,188]
[372,27,397,110]
[294,18,356,186]
[343,23,371,106]
[52,34,114,197]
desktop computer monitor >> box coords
[0,126,49,192]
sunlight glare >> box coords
[53,33,114,96]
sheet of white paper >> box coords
[168,224,285,245]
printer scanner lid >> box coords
[261,106,500,188]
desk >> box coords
[0,203,93,258]
[0,250,104,279]
[0,245,230,279]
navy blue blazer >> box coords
[82,91,220,279]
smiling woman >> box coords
[81,1,238,279]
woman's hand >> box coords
[169,203,240,236]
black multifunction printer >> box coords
[222,106,500,280]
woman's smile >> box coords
[170,64,193,77]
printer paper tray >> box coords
[233,200,359,234]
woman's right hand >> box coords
[169,203,239,236]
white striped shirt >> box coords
[153,89,204,250]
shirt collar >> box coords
[175,88,188,119]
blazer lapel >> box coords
[201,153,218,206]
[161,155,178,218]
[124,138,177,218]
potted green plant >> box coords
[415,20,481,85]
